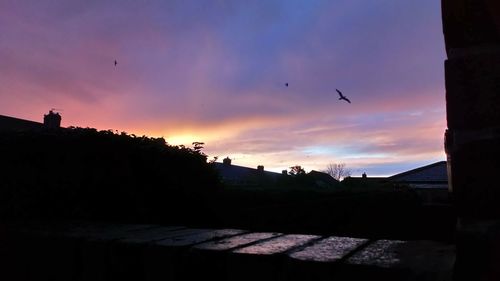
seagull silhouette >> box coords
[285,83,288,87]
[114,60,117,67]
[336,89,351,103]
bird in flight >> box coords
[336,89,351,103]
[285,83,289,87]
[114,60,117,67]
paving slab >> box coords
[284,236,369,281]
[187,232,283,281]
[339,240,455,281]
[155,228,247,247]
[142,229,245,281]
[194,232,282,251]
[227,234,321,281]
[233,234,320,255]
[3,222,154,281]
[66,224,160,241]
[289,236,368,262]
[79,225,183,281]
[117,227,202,244]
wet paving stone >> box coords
[289,236,368,262]
[66,224,160,241]
[284,236,369,281]
[347,240,406,268]
[118,227,204,244]
[233,234,320,255]
[185,232,283,281]
[155,229,247,247]
[226,234,322,281]
[339,240,455,281]
[194,232,282,251]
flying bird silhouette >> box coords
[336,89,351,103]
[114,60,117,66]
[285,83,289,87]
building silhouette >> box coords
[0,110,62,131]
[43,110,61,129]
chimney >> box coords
[43,110,61,129]
[282,170,288,175]
[257,165,264,172]
[223,157,231,165]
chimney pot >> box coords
[43,110,61,129]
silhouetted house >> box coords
[342,175,388,185]
[307,170,340,188]
[213,160,284,186]
[0,111,62,131]
[0,115,43,131]
[388,161,448,189]
[388,161,449,205]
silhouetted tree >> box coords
[0,127,221,222]
[289,165,306,176]
[192,141,204,152]
[324,163,352,181]
[208,156,219,164]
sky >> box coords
[0,0,447,176]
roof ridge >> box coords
[388,161,447,180]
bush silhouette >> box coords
[0,127,220,223]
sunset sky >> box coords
[0,1,447,176]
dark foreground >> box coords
[1,221,455,281]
